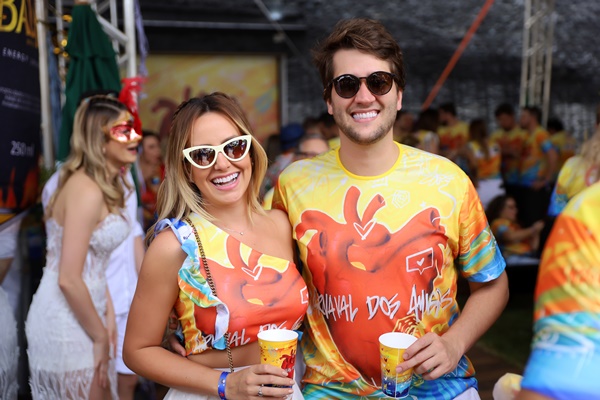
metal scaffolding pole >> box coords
[519,0,555,126]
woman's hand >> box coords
[93,333,111,389]
[226,364,295,399]
[106,294,117,358]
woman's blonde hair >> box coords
[148,92,268,243]
[580,124,600,183]
[46,95,131,218]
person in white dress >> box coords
[42,167,145,400]
[26,95,142,400]
[0,218,21,399]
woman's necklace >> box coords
[221,226,245,236]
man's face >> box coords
[519,110,532,129]
[326,49,402,146]
[496,113,515,131]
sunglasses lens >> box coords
[224,138,248,160]
[366,72,394,95]
[334,76,360,98]
[188,148,215,167]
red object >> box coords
[119,76,146,135]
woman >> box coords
[459,119,505,208]
[486,195,544,259]
[26,95,141,399]
[0,220,20,398]
[123,93,307,399]
[548,125,600,217]
[137,131,165,231]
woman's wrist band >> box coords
[217,371,230,400]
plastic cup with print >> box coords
[379,332,418,398]
[257,329,298,383]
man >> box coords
[517,181,600,400]
[262,133,330,209]
[273,18,508,400]
[518,106,559,227]
[546,117,577,173]
[438,102,468,158]
[491,103,527,198]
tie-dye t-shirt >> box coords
[467,141,502,180]
[155,213,307,354]
[490,127,527,185]
[438,121,468,152]
[521,181,600,400]
[273,143,506,400]
[490,218,533,257]
[549,131,577,172]
[548,155,599,217]
[519,126,555,187]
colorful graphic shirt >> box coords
[490,127,527,185]
[155,213,308,354]
[548,156,599,217]
[273,143,506,400]
[519,126,555,187]
[467,141,502,180]
[549,131,577,172]
[521,182,600,400]
[438,121,468,152]
[490,218,533,257]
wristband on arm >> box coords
[217,371,230,400]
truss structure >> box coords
[519,0,556,126]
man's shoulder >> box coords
[277,150,336,187]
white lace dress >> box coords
[26,214,129,399]
[0,287,18,399]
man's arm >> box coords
[397,272,509,380]
[516,389,553,400]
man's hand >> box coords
[395,332,463,380]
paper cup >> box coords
[257,329,298,379]
[379,332,418,398]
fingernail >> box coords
[396,366,403,373]
[403,353,409,360]
[289,380,295,386]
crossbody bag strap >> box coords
[184,217,234,373]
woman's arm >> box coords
[57,175,113,387]
[123,229,295,398]
[501,221,544,245]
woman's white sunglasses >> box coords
[183,135,252,169]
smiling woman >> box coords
[123,92,308,400]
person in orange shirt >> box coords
[124,93,307,399]
[547,117,577,174]
[438,102,468,159]
[491,103,527,197]
[486,195,544,260]
[518,106,559,227]
[458,119,504,208]
[274,18,508,400]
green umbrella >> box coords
[57,4,121,161]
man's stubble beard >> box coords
[334,108,396,146]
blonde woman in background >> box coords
[26,95,141,399]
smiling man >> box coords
[273,18,509,400]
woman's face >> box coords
[500,198,518,221]
[104,111,141,168]
[141,136,162,165]
[186,112,252,209]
